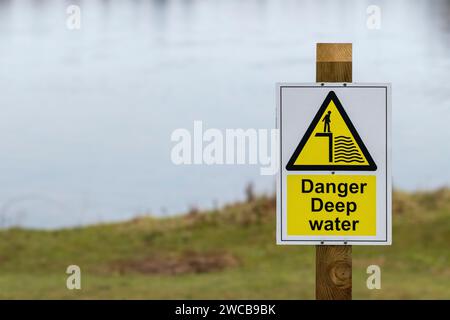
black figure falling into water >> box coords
[322,110,331,132]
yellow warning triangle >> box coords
[286,91,377,171]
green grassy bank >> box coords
[0,189,448,299]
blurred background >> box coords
[0,0,449,300]
[0,0,449,229]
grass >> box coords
[0,189,449,299]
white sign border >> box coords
[276,83,392,246]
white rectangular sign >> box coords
[277,83,391,245]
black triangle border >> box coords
[286,91,377,171]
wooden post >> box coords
[315,43,352,300]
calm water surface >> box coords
[0,0,449,228]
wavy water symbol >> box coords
[333,136,364,163]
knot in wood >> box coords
[328,260,351,289]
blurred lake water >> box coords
[0,0,449,228]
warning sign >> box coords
[277,84,391,245]
[286,91,377,171]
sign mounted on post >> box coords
[277,84,391,245]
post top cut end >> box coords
[317,43,352,62]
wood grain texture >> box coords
[315,43,352,300]
[316,245,352,300]
[316,43,352,82]
[316,62,352,82]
